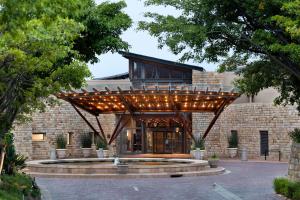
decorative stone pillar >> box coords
[288,142,300,181]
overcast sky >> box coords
[90,0,217,79]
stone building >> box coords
[13,52,299,161]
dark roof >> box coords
[94,72,129,80]
[119,51,204,71]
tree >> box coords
[139,0,300,109]
[0,0,132,138]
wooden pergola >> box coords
[56,85,239,145]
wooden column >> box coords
[202,100,228,139]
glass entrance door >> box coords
[153,132,164,153]
[153,131,184,153]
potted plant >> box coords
[55,134,67,159]
[190,145,196,158]
[208,153,219,168]
[228,133,238,158]
[80,133,92,158]
[194,137,205,160]
[95,138,108,158]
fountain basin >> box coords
[26,158,225,178]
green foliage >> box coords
[228,133,238,148]
[273,178,290,195]
[80,133,92,148]
[3,132,27,175]
[0,173,41,199]
[139,0,300,111]
[273,177,300,200]
[210,153,219,160]
[55,134,67,149]
[193,137,205,150]
[95,137,107,150]
[293,188,300,200]
[286,181,300,199]
[289,128,300,143]
[0,0,132,137]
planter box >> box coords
[208,159,219,168]
[81,148,92,158]
[56,149,66,159]
[227,148,238,158]
[96,148,104,158]
[194,148,205,160]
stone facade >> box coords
[13,100,115,160]
[216,103,297,160]
[12,71,300,161]
[192,70,299,161]
[288,143,300,181]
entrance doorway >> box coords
[120,114,192,155]
[153,131,184,153]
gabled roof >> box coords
[94,72,129,80]
[119,51,204,71]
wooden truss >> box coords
[58,86,239,144]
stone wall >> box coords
[288,143,300,181]
[13,100,116,160]
[192,71,299,160]
[217,103,298,160]
[13,121,33,160]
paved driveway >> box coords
[36,161,287,200]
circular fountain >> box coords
[26,158,225,178]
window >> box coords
[260,131,269,156]
[32,133,46,141]
[67,132,74,145]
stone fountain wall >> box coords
[288,143,300,181]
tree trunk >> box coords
[0,149,5,174]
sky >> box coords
[90,0,217,79]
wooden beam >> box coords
[92,88,99,93]
[108,114,125,144]
[178,113,195,142]
[105,87,110,93]
[71,104,99,134]
[68,99,98,116]
[108,118,130,145]
[117,87,134,114]
[202,100,228,139]
[96,116,107,143]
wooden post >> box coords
[202,100,228,139]
[71,104,98,134]
[96,116,107,143]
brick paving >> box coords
[36,161,287,200]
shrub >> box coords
[0,173,41,199]
[273,177,289,195]
[55,134,67,149]
[293,187,300,200]
[3,132,27,175]
[95,137,107,150]
[80,133,92,148]
[210,153,219,160]
[194,138,205,150]
[289,128,300,143]
[228,133,238,148]
[273,177,300,200]
[286,181,300,199]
